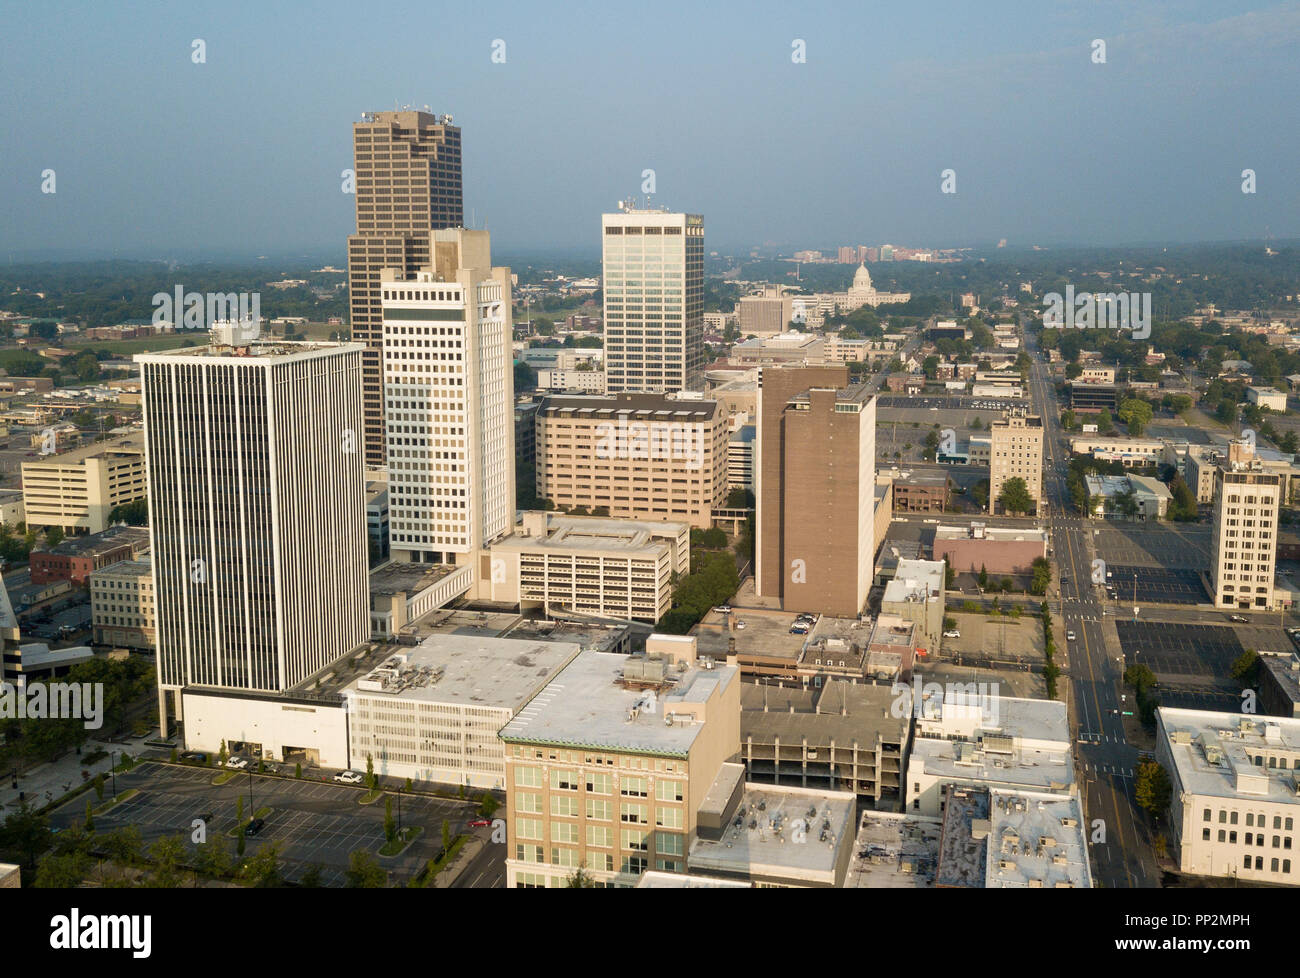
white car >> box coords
[943,629,960,638]
[735,620,748,630]
[223,756,249,770]
[333,770,364,785]
[1066,630,1076,641]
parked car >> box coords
[1228,614,1248,623]
[333,770,364,785]
[943,629,960,638]
[716,605,732,614]
[223,756,249,770]
[468,818,493,828]
[735,620,747,630]
[245,817,265,837]
[180,751,207,763]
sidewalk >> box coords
[0,730,160,813]
[431,835,485,888]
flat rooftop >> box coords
[984,789,1092,889]
[342,632,581,711]
[90,556,151,580]
[499,649,737,757]
[741,679,909,747]
[688,783,856,886]
[537,393,717,421]
[368,561,459,596]
[22,432,142,465]
[847,811,943,888]
[1259,651,1300,707]
[135,340,361,363]
[1160,708,1300,803]
[35,525,149,559]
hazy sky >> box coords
[3,0,1298,260]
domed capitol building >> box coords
[793,263,911,327]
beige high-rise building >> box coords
[534,393,727,528]
[380,228,514,567]
[347,110,463,466]
[1210,438,1281,610]
[756,364,877,617]
[602,207,704,394]
[989,411,1044,514]
[20,434,147,534]
[737,286,795,337]
[499,638,741,887]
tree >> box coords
[565,865,600,888]
[100,825,142,865]
[1230,648,1259,682]
[978,565,989,590]
[345,850,386,888]
[45,526,64,548]
[299,864,324,888]
[366,753,375,791]
[1118,398,1153,437]
[240,843,283,887]
[997,476,1034,515]
[1134,758,1172,821]
[34,851,90,888]
[478,793,500,818]
[1060,409,1076,431]
[1096,407,1116,435]
[1030,556,1052,595]
[441,819,452,855]
[0,804,52,869]
[147,835,187,888]
[384,797,396,844]
[107,499,149,526]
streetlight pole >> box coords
[110,749,117,800]
[248,768,254,815]
[397,784,403,836]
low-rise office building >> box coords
[485,511,689,622]
[89,557,154,650]
[880,559,945,654]
[906,689,1074,816]
[20,433,147,534]
[499,638,741,887]
[1157,708,1300,884]
[344,633,582,789]
[1084,473,1171,521]
[933,523,1047,575]
[29,525,150,586]
[935,786,1092,888]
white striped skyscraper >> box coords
[137,340,369,725]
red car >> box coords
[467,818,492,828]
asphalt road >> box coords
[1026,332,1160,888]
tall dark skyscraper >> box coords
[347,109,463,466]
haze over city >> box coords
[4,0,1299,259]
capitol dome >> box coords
[851,263,873,291]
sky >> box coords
[2,0,1298,261]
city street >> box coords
[1027,332,1160,888]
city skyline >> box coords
[4,1,1299,260]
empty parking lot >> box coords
[1114,621,1242,712]
[51,762,489,886]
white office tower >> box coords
[380,228,515,566]
[602,205,704,393]
[137,341,370,723]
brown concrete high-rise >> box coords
[756,365,878,617]
[347,110,463,466]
